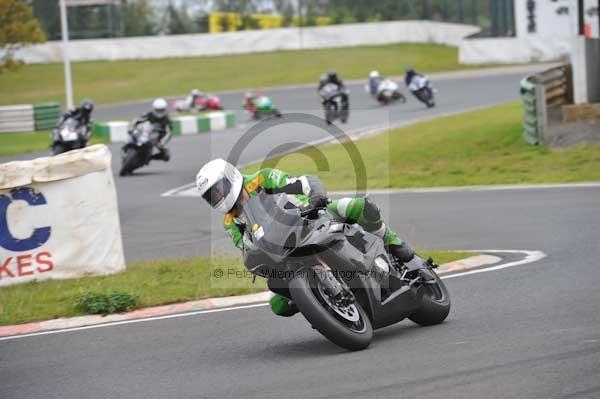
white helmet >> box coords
[369,70,380,78]
[152,98,168,118]
[196,159,243,214]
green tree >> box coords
[166,2,194,34]
[31,0,60,40]
[121,0,155,37]
[0,0,46,72]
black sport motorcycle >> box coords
[319,83,349,124]
[51,117,90,155]
[241,193,451,351]
[119,121,163,176]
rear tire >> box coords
[408,271,451,326]
[289,270,373,351]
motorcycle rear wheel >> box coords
[289,270,373,351]
[408,271,450,326]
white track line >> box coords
[0,249,546,342]
[442,249,546,279]
[0,303,269,342]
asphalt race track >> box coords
[2,65,600,398]
[0,65,554,262]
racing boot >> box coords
[151,147,170,162]
[385,229,415,264]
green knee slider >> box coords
[269,294,297,317]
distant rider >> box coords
[186,89,206,110]
[56,99,94,138]
[195,159,418,317]
[367,70,383,96]
[243,92,262,112]
[318,69,349,110]
[318,69,345,91]
[129,98,172,161]
[404,67,425,90]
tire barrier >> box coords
[520,64,572,145]
[0,102,61,133]
[93,111,235,142]
[93,121,130,142]
[171,111,235,135]
[0,145,126,286]
[34,103,62,131]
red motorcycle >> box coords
[171,94,223,112]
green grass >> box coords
[0,250,468,326]
[244,101,600,189]
[0,43,495,106]
[0,131,107,157]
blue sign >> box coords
[0,187,51,252]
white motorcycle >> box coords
[51,117,89,155]
[366,78,406,105]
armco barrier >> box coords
[0,105,35,133]
[0,102,61,133]
[520,64,572,145]
[171,111,235,135]
[95,111,235,142]
[33,102,61,131]
[93,121,130,142]
[0,145,125,286]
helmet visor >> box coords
[202,177,232,208]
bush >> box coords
[76,291,139,315]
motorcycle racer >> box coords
[56,99,94,139]
[367,70,383,96]
[196,159,417,317]
[129,98,172,161]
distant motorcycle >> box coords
[408,75,435,108]
[51,117,89,155]
[320,83,349,124]
[171,94,223,112]
[119,121,162,176]
[366,78,406,105]
[242,95,282,119]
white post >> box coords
[59,0,74,109]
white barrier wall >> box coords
[14,21,479,64]
[459,36,572,64]
[0,145,125,286]
[460,0,599,64]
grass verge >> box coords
[0,131,107,157]
[0,250,468,326]
[244,101,600,189]
[0,43,495,106]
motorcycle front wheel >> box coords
[52,143,66,156]
[120,148,138,176]
[289,270,373,351]
[408,270,450,326]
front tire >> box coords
[120,148,138,176]
[409,271,451,326]
[52,143,66,156]
[289,270,373,351]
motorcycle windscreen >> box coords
[64,118,79,129]
[241,193,305,261]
